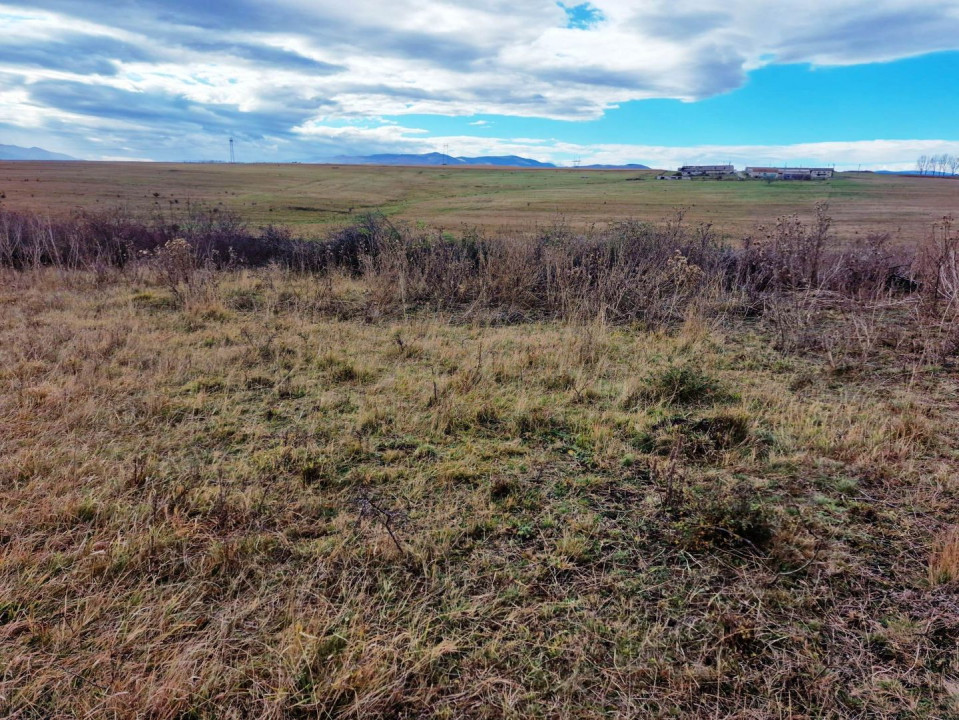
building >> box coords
[745,166,834,180]
[678,164,735,177]
[745,167,780,179]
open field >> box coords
[1,161,958,241]
[1,207,958,717]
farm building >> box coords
[746,167,781,179]
[745,167,834,180]
[678,164,735,177]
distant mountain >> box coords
[0,143,77,161]
[328,152,458,166]
[459,155,555,168]
[323,152,555,168]
[579,163,650,170]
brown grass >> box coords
[0,207,957,718]
[2,161,958,242]
[929,527,959,586]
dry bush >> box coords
[0,205,332,272]
[740,201,834,291]
[356,214,734,326]
[3,202,952,329]
[917,216,959,304]
[153,237,208,303]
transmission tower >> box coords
[229,137,236,164]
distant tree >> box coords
[917,155,929,175]
[949,154,959,176]
[936,154,950,176]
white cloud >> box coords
[1,1,958,161]
[5,0,959,121]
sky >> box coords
[2,0,959,169]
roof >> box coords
[746,167,833,173]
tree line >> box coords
[915,153,959,176]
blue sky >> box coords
[394,53,959,147]
[1,1,959,169]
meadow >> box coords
[0,179,957,718]
[2,161,958,242]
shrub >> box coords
[1,202,944,333]
[646,411,754,458]
[684,483,777,552]
[642,365,726,406]
[224,288,263,311]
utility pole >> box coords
[229,137,236,164]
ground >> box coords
[1,266,956,718]
[1,161,958,242]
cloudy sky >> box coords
[2,0,959,169]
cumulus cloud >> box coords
[1,1,958,160]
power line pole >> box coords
[229,137,236,164]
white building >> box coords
[745,167,834,180]
[678,164,735,177]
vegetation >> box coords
[1,203,957,718]
[2,160,958,242]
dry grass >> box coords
[2,161,959,242]
[1,239,957,717]
[929,527,959,586]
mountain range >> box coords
[324,152,554,167]
[0,144,655,169]
[0,143,77,161]
[322,152,650,169]
[578,163,651,170]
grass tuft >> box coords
[641,364,728,407]
[929,526,959,586]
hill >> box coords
[0,143,76,161]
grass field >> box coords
[1,161,958,241]
[2,263,958,717]
[2,200,959,717]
